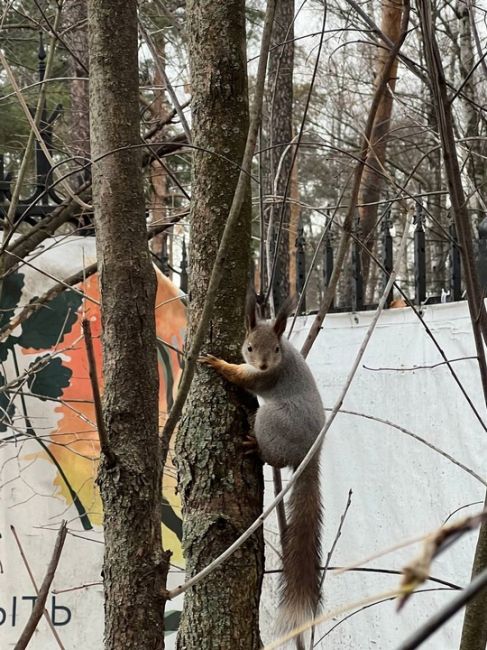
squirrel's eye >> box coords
[247,345,253,352]
[275,346,280,353]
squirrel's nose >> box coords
[260,363,268,371]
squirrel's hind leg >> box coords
[255,405,300,468]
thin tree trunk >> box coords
[88,2,168,648]
[64,0,90,166]
[456,0,482,224]
[358,0,403,289]
[148,37,170,270]
[175,1,264,648]
[457,1,478,177]
[265,0,294,310]
[288,159,300,293]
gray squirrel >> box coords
[199,292,324,650]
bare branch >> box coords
[14,521,68,650]
[81,318,115,466]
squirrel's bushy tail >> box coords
[277,454,322,650]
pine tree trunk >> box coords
[456,1,481,225]
[175,1,264,648]
[64,0,90,163]
[358,0,404,289]
[265,0,294,310]
[88,2,168,648]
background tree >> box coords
[264,0,295,310]
[2,0,487,647]
[63,0,90,169]
[358,0,404,293]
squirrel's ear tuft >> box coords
[273,295,297,338]
[245,287,257,332]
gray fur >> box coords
[241,307,324,649]
[247,336,324,467]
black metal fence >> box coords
[0,37,64,225]
[3,39,487,314]
[295,199,472,314]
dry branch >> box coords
[416,4,487,647]
[14,521,67,650]
[81,318,114,466]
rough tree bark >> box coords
[358,0,404,289]
[174,1,264,648]
[88,2,168,648]
[265,0,294,310]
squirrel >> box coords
[199,292,324,650]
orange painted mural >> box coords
[0,237,186,647]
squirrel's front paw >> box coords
[198,354,218,366]
[242,435,259,456]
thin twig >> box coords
[363,356,478,372]
[310,489,353,649]
[328,408,487,487]
[396,566,487,650]
[322,490,353,586]
[14,521,68,650]
[10,525,66,649]
[81,319,114,466]
[53,581,102,595]
[138,20,191,142]
[264,565,461,590]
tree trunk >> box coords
[64,0,90,164]
[148,38,170,273]
[88,2,168,648]
[358,0,403,289]
[456,0,482,225]
[288,159,300,294]
[175,2,264,648]
[265,0,294,310]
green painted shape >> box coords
[156,338,175,411]
[164,610,181,634]
[18,289,82,349]
[0,272,24,362]
[27,356,72,400]
[0,372,16,433]
[0,272,24,329]
[162,495,182,540]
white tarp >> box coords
[1,236,485,649]
[260,302,486,649]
